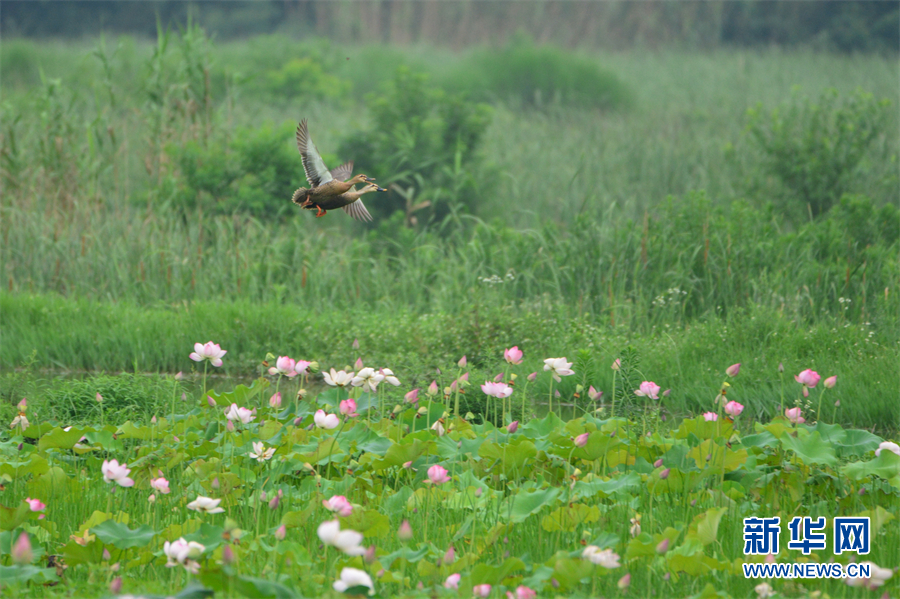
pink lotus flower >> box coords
[96,393,103,403]
[527,372,537,381]
[611,358,621,371]
[222,544,235,564]
[249,441,275,462]
[574,432,589,447]
[724,401,744,417]
[275,524,286,540]
[458,355,467,368]
[660,468,670,480]
[110,577,123,594]
[785,407,805,424]
[405,389,419,403]
[634,381,661,400]
[795,369,821,388]
[726,363,741,377]
[12,532,32,564]
[102,459,135,487]
[427,464,450,485]
[824,375,837,389]
[24,497,46,519]
[354,357,364,370]
[398,520,413,541]
[702,412,718,421]
[459,372,470,384]
[190,342,227,367]
[352,338,360,350]
[875,441,900,457]
[150,477,171,494]
[323,495,354,517]
[269,392,282,409]
[618,573,631,590]
[427,380,439,396]
[657,538,670,554]
[588,386,603,401]
[224,403,254,424]
[268,356,297,377]
[340,399,359,418]
[314,410,340,430]
[504,346,524,364]
[481,381,513,399]
[543,357,574,382]
[509,586,536,599]
[16,398,27,412]
[473,584,492,597]
[444,573,461,589]
[507,420,519,434]
[294,360,311,376]
[443,545,456,565]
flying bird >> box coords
[291,119,384,221]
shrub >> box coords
[446,37,631,111]
[167,122,299,217]
[337,67,494,224]
[746,88,890,217]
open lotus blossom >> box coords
[845,562,893,589]
[333,567,374,595]
[12,532,32,564]
[294,360,312,376]
[404,389,419,404]
[268,356,297,377]
[314,409,340,430]
[583,546,620,568]
[324,368,354,387]
[702,412,718,421]
[340,399,359,417]
[10,413,29,431]
[431,420,446,436]
[726,363,741,377]
[269,392,282,409]
[543,357,574,381]
[473,584,492,598]
[427,464,450,484]
[351,367,384,392]
[754,582,775,599]
[190,342,226,367]
[150,477,171,494]
[481,381,513,399]
[249,441,276,462]
[224,404,254,424]
[102,459,135,487]
[724,401,744,417]
[444,573,461,589]
[380,368,401,386]
[504,346,524,364]
[634,381,661,400]
[795,369,821,388]
[824,375,837,388]
[323,495,354,517]
[186,495,225,514]
[164,537,205,573]
[317,519,366,556]
[24,497,46,518]
[875,441,900,457]
[785,407,805,424]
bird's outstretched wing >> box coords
[342,199,373,222]
[330,161,354,183]
[296,119,334,187]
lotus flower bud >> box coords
[207,396,216,407]
[653,458,663,468]
[110,577,123,594]
[275,524,286,540]
[443,545,456,565]
[458,356,467,368]
[660,468,670,480]
[527,372,537,381]
[574,433,589,447]
[398,520,413,541]
[223,544,235,564]
[656,538,670,554]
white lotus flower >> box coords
[249,441,275,462]
[351,367,384,393]
[314,409,340,430]
[101,459,134,487]
[186,496,225,514]
[333,567,374,595]
[317,519,366,556]
[543,357,575,382]
[582,545,620,568]
[379,367,401,386]
[189,341,227,367]
[224,403,254,424]
[324,368,353,387]
[875,441,900,457]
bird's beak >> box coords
[375,185,387,192]
[363,176,376,182]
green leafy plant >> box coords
[746,87,890,217]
